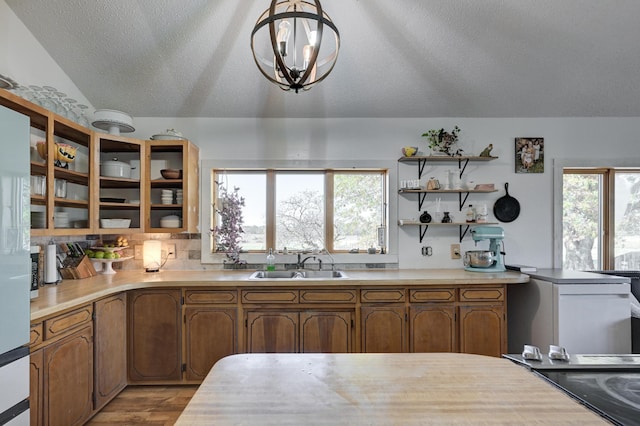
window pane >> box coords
[334,173,384,251]
[216,172,266,251]
[614,172,640,269]
[275,173,324,251]
[562,173,602,270]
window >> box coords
[212,169,387,254]
[562,167,640,270]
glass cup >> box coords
[54,179,67,198]
[30,175,46,196]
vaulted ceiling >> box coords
[6,0,640,118]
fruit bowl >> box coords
[160,169,182,179]
[402,146,418,157]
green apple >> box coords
[103,252,115,259]
[93,251,105,259]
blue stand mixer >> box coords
[464,226,506,272]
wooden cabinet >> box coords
[458,304,505,357]
[128,289,182,382]
[184,289,238,381]
[0,89,95,236]
[29,305,93,426]
[29,350,44,426]
[300,311,353,353]
[361,306,406,353]
[243,288,356,354]
[0,89,200,235]
[94,293,127,410]
[145,139,199,232]
[409,305,456,352]
[246,311,299,353]
[42,325,94,426]
[95,135,145,232]
[360,288,406,353]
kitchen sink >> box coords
[249,270,348,280]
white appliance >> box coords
[508,270,631,354]
[0,105,31,424]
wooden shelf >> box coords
[399,189,498,194]
[398,220,499,243]
[398,155,498,162]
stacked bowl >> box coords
[161,189,173,205]
[176,189,183,205]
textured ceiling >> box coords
[6,0,640,118]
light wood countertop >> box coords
[30,269,528,321]
[176,352,606,425]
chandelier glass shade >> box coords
[251,0,340,93]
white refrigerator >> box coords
[0,105,31,424]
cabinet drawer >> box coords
[361,289,405,303]
[410,288,455,303]
[185,289,238,304]
[44,305,93,340]
[300,289,357,304]
[30,323,43,347]
[459,287,504,302]
[242,290,299,304]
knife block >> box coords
[59,255,98,280]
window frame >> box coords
[200,159,398,265]
[555,158,640,269]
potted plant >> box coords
[422,126,461,156]
[212,183,246,267]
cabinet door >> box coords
[185,307,237,381]
[42,325,93,426]
[94,293,127,410]
[246,311,298,353]
[300,311,353,353]
[458,304,505,357]
[409,305,456,353]
[30,349,43,426]
[361,306,406,353]
[128,289,182,382]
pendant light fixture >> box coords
[251,0,340,93]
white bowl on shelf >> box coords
[160,215,181,228]
[100,218,131,228]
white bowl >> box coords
[160,219,180,228]
[100,218,131,228]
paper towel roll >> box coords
[44,243,58,284]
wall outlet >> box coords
[134,245,143,260]
[165,243,176,259]
[450,244,461,259]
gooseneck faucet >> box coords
[297,253,319,270]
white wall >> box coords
[4,0,640,269]
[0,0,92,108]
[130,117,640,269]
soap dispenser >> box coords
[266,248,275,271]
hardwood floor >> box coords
[86,386,198,425]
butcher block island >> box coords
[28,269,527,425]
[176,353,607,425]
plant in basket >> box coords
[422,126,461,156]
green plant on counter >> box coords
[212,183,245,265]
[421,125,461,156]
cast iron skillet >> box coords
[493,183,520,222]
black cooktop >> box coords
[504,354,640,425]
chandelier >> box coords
[251,0,340,93]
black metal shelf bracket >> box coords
[417,158,427,179]
[458,192,471,210]
[419,224,429,243]
[418,192,427,211]
[459,225,471,242]
[457,158,470,178]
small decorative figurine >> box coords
[479,144,494,157]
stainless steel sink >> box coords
[249,270,347,279]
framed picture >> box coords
[515,138,544,173]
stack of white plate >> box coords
[161,189,173,205]
[31,212,46,228]
[176,189,183,205]
[54,212,70,228]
